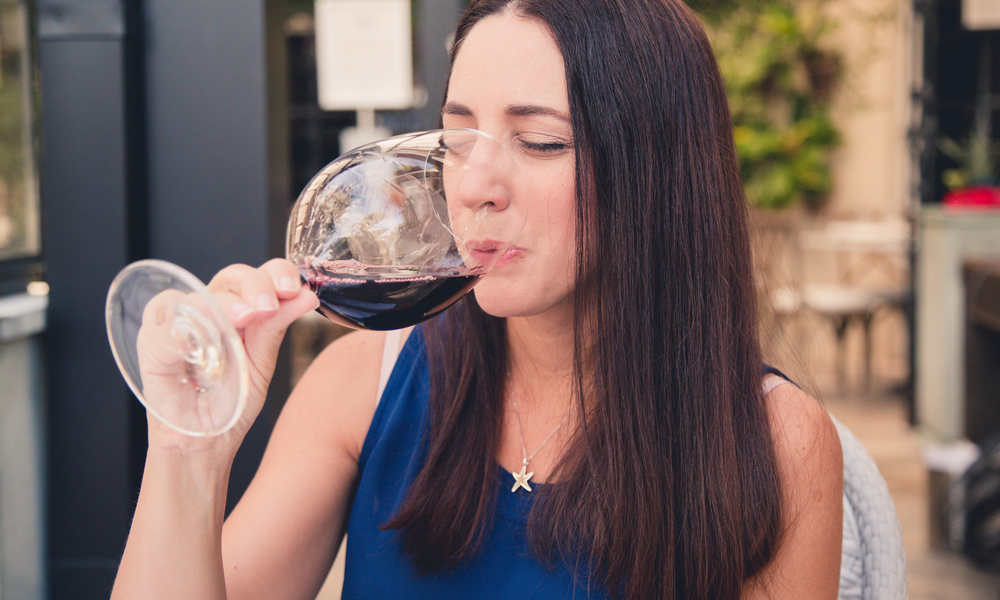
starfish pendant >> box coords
[511,464,534,493]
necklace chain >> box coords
[512,397,572,465]
[509,395,573,493]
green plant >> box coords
[691,0,843,210]
[938,129,1000,190]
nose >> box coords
[446,132,514,213]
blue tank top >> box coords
[341,326,604,598]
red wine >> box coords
[300,262,481,330]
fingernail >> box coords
[231,302,253,320]
[279,276,298,292]
[256,294,278,311]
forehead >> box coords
[448,13,568,112]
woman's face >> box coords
[443,12,577,320]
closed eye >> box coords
[519,140,569,152]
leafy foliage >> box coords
[0,1,39,257]
[690,0,843,210]
[938,129,1000,190]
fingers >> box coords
[259,258,306,300]
[207,260,318,331]
[208,263,278,326]
[137,289,189,372]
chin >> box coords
[471,279,571,320]
[472,284,521,318]
[471,280,536,318]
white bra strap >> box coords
[761,374,789,397]
[376,329,405,406]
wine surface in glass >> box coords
[300,261,482,330]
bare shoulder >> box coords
[284,329,388,459]
[283,326,414,458]
[764,379,842,477]
[306,329,386,384]
[744,378,843,599]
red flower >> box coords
[943,186,1000,208]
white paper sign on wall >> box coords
[963,0,1000,30]
[315,0,413,110]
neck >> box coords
[505,311,577,411]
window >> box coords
[0,0,41,290]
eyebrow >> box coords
[442,101,570,123]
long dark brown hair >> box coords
[384,1,784,597]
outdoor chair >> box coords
[760,218,911,393]
[834,415,908,600]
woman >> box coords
[112,1,843,598]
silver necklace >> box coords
[509,396,573,493]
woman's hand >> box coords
[139,258,318,456]
[114,259,319,600]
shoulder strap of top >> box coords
[761,364,793,396]
[377,328,405,406]
[761,375,790,396]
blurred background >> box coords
[0,0,998,598]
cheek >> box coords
[525,159,575,231]
[538,177,577,255]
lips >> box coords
[465,240,523,270]
[494,246,522,269]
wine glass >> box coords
[106,260,250,436]
[106,129,525,436]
